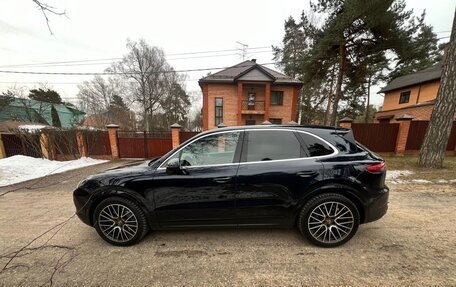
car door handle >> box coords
[297,171,317,178]
[213,176,232,183]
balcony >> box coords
[241,100,265,114]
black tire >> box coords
[298,193,360,248]
[93,196,149,246]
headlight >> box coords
[76,178,88,188]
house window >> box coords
[399,91,410,104]
[269,118,282,124]
[271,91,283,105]
[245,119,256,125]
[215,98,223,126]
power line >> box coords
[0,50,274,69]
[0,62,277,76]
[0,46,272,69]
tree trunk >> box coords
[365,75,372,123]
[297,89,304,124]
[419,9,456,168]
[324,66,336,125]
[330,42,346,126]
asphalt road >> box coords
[0,161,455,286]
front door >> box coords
[235,129,325,226]
[152,131,243,228]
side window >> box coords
[244,130,303,162]
[179,132,240,167]
[399,91,410,104]
[298,133,334,157]
[215,98,223,125]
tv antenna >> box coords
[236,41,249,60]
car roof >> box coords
[201,124,349,135]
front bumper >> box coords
[73,187,93,226]
[364,187,389,223]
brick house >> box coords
[375,63,442,122]
[198,60,303,130]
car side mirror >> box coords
[166,158,181,175]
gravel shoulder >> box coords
[0,163,455,286]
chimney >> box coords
[251,59,256,63]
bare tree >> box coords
[113,39,175,131]
[419,9,456,168]
[77,76,135,128]
[78,76,119,115]
[32,0,66,35]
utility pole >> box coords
[236,41,249,61]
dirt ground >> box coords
[0,160,455,287]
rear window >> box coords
[298,133,334,157]
[244,130,304,162]
[331,135,363,153]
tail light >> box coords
[366,162,386,173]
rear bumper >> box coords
[364,187,389,223]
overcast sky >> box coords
[0,0,454,111]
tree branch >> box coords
[32,0,66,35]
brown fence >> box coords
[50,130,79,158]
[406,121,456,151]
[85,130,112,156]
[351,123,400,152]
[117,131,172,158]
[1,133,41,158]
[179,131,199,144]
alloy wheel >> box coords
[98,203,139,243]
[307,201,355,244]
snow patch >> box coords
[411,179,432,184]
[0,155,108,187]
[18,124,47,132]
[386,170,413,180]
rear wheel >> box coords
[93,197,149,246]
[298,193,360,248]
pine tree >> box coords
[419,9,456,168]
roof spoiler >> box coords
[331,128,356,145]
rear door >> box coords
[235,129,328,227]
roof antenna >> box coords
[236,41,249,61]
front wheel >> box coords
[93,197,149,246]
[298,193,360,248]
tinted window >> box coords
[244,130,303,162]
[179,132,240,166]
[298,133,334,157]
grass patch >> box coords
[384,155,456,181]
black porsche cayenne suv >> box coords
[73,125,389,248]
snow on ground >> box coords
[0,155,108,187]
[386,170,414,180]
[386,170,456,185]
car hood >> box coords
[82,161,156,189]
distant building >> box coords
[376,63,442,122]
[82,110,136,130]
[0,97,85,128]
[198,60,303,130]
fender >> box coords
[296,180,368,223]
[88,186,159,229]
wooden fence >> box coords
[406,121,456,151]
[351,123,399,153]
[85,130,112,156]
[117,131,172,159]
[179,131,199,144]
[2,133,41,158]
